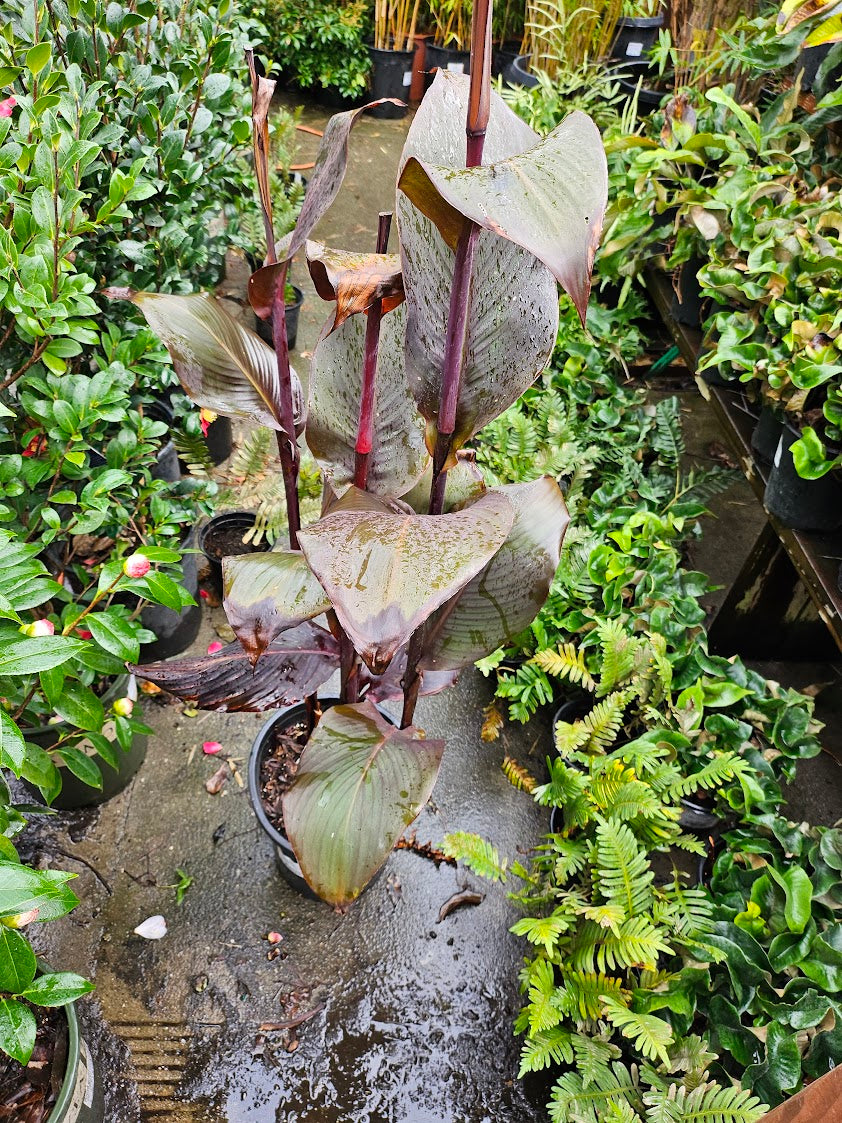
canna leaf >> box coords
[118,291,305,434]
[306,241,405,335]
[298,488,514,673]
[306,303,429,498]
[282,700,444,908]
[131,623,339,711]
[396,71,560,463]
[399,96,608,324]
[422,478,569,671]
[222,551,330,665]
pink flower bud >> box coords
[1,908,39,928]
[202,741,222,755]
[123,553,151,578]
[20,619,55,637]
[0,97,17,119]
[76,629,93,640]
[207,641,223,655]
[113,697,134,717]
[266,931,282,944]
[199,588,209,600]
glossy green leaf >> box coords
[306,302,429,498]
[0,863,78,922]
[298,489,514,673]
[0,927,36,995]
[131,623,340,711]
[396,72,560,462]
[85,610,139,662]
[422,478,569,671]
[399,87,607,323]
[20,971,93,1007]
[800,926,842,991]
[743,1020,802,1105]
[222,551,330,664]
[0,998,36,1064]
[282,700,444,908]
[767,865,813,933]
[53,683,104,733]
[0,636,85,675]
[0,714,26,777]
[56,746,103,790]
[124,291,304,434]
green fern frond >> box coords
[518,1027,575,1077]
[604,1100,644,1123]
[652,397,685,468]
[441,832,508,882]
[555,719,593,757]
[172,430,214,477]
[597,619,638,694]
[584,692,630,751]
[573,916,674,974]
[572,1032,623,1088]
[642,1080,766,1123]
[580,902,626,935]
[595,818,655,918]
[665,1034,718,1081]
[601,995,674,1065]
[227,426,272,480]
[532,644,597,691]
[556,970,626,1020]
[664,754,747,800]
[525,958,563,1033]
[511,910,575,955]
[549,1062,640,1123]
[551,837,591,883]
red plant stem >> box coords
[402,0,494,729]
[354,212,393,490]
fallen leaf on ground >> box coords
[205,763,228,794]
[203,741,223,755]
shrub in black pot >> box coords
[764,424,842,532]
[610,13,664,62]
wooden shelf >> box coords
[645,269,842,655]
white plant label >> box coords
[402,70,412,86]
[447,62,465,74]
[626,41,644,56]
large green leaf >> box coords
[131,623,339,711]
[282,700,444,908]
[396,72,560,461]
[222,551,330,664]
[399,99,607,324]
[124,291,304,433]
[20,972,94,1007]
[297,489,514,673]
[0,998,36,1064]
[0,864,78,922]
[0,636,85,676]
[306,303,429,499]
[422,478,569,670]
[0,713,26,776]
[0,927,36,995]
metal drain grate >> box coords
[109,1020,202,1122]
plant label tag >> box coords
[403,70,412,86]
[447,62,465,74]
[774,437,783,468]
[626,41,644,56]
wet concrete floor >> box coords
[26,95,842,1121]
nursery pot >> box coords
[138,526,201,662]
[425,43,471,87]
[144,400,181,484]
[610,15,664,61]
[205,414,233,465]
[367,45,413,117]
[750,406,784,466]
[46,977,103,1122]
[23,675,148,810]
[492,39,521,79]
[255,286,304,352]
[198,510,269,593]
[511,55,539,88]
[764,426,842,532]
[613,61,666,113]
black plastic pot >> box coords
[764,425,842,532]
[198,510,269,593]
[492,41,520,79]
[255,285,304,351]
[511,54,539,88]
[425,43,471,87]
[46,977,103,1122]
[205,415,233,465]
[248,701,326,897]
[138,527,201,662]
[669,255,705,329]
[613,61,667,113]
[23,675,147,810]
[144,400,181,484]
[610,14,664,61]
[751,406,784,466]
[367,45,413,117]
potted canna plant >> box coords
[121,6,607,910]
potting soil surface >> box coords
[25,94,842,1123]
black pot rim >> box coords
[286,284,304,311]
[426,43,470,58]
[616,14,665,26]
[198,510,258,558]
[368,42,415,59]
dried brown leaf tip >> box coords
[481,702,504,742]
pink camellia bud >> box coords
[2,908,38,928]
[207,641,223,655]
[123,553,151,579]
[0,97,16,119]
[76,629,93,640]
[113,697,134,717]
[266,931,282,944]
[20,619,55,638]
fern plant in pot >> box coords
[116,7,608,910]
